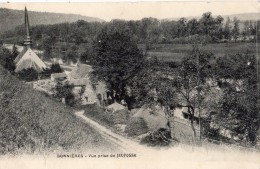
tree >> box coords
[17,68,38,82]
[129,57,178,137]
[223,17,231,40]
[91,31,145,108]
[0,46,15,72]
[174,44,214,143]
[214,53,259,144]
[50,63,63,73]
[232,17,240,42]
[54,82,75,106]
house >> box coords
[14,7,46,73]
[66,64,97,104]
[51,72,67,81]
[68,63,108,105]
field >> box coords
[138,42,259,62]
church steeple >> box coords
[24,6,32,48]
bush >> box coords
[125,117,149,137]
[17,68,38,81]
[140,128,172,146]
[40,63,63,78]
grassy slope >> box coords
[139,42,259,62]
[0,66,117,155]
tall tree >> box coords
[214,53,259,144]
[91,31,145,108]
[223,17,231,40]
[174,44,214,143]
[232,17,240,42]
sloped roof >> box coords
[133,107,167,131]
[66,78,88,86]
[14,48,27,64]
[51,72,67,79]
[15,48,46,73]
[70,64,92,79]
[107,102,126,112]
[15,59,42,73]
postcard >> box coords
[0,1,259,169]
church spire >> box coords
[24,6,32,48]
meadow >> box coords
[139,42,259,62]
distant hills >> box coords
[0,8,104,34]
[163,12,260,21]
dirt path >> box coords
[74,110,152,154]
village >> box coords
[0,5,259,158]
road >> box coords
[74,110,260,168]
[74,110,151,154]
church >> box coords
[14,7,46,73]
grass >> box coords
[0,66,117,155]
[139,42,259,62]
[82,104,129,128]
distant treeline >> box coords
[1,12,260,52]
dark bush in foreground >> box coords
[125,117,149,137]
[17,68,38,81]
[140,128,172,146]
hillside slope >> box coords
[0,66,116,155]
[0,8,104,34]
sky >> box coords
[0,1,259,21]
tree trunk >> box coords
[163,105,175,140]
[188,106,197,144]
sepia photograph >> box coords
[0,1,259,169]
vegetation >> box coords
[141,128,173,146]
[0,66,116,155]
[0,45,16,73]
[91,31,145,108]
[41,63,63,78]
[17,68,39,81]
[1,11,260,63]
[125,117,149,137]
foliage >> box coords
[3,12,257,52]
[140,128,173,146]
[17,68,39,82]
[0,46,15,72]
[53,82,75,106]
[41,63,63,78]
[125,117,149,137]
[213,53,259,144]
[232,17,240,42]
[91,30,145,107]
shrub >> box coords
[17,68,38,81]
[140,128,172,146]
[125,117,149,137]
[40,63,63,78]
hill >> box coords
[0,64,116,155]
[0,8,104,34]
